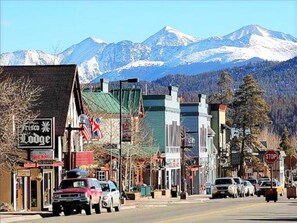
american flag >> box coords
[80,119,91,142]
[90,117,103,139]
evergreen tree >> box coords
[279,127,293,155]
[208,71,234,105]
[231,74,271,177]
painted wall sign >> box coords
[18,118,55,149]
[30,149,54,161]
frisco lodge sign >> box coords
[18,118,55,149]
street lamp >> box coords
[180,128,197,199]
[119,78,138,198]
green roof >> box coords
[110,89,142,116]
[82,92,129,114]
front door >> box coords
[42,170,53,208]
[16,177,24,210]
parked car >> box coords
[247,178,259,191]
[256,179,284,197]
[52,169,103,216]
[233,177,245,197]
[212,177,238,199]
[243,180,255,196]
[99,180,121,212]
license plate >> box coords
[221,191,225,194]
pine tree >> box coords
[208,71,234,105]
[279,127,293,155]
[231,74,271,178]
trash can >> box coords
[140,186,146,196]
[287,186,297,199]
[265,188,278,202]
[206,183,212,195]
[171,185,178,197]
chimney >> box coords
[100,79,109,93]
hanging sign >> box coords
[18,118,55,149]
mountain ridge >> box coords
[1,24,297,83]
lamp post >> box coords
[119,78,138,198]
[180,128,197,199]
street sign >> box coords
[264,150,278,164]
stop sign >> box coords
[264,150,278,164]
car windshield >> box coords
[59,179,87,189]
[215,179,232,185]
[247,179,256,184]
[233,178,240,184]
[260,181,276,187]
[100,183,110,192]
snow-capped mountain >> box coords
[142,26,198,47]
[1,24,297,83]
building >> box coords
[180,94,216,194]
[209,104,228,178]
[143,86,181,190]
[0,65,85,211]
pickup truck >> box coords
[52,172,102,216]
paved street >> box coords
[1,194,297,223]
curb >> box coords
[0,214,42,223]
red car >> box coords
[52,170,102,216]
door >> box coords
[16,177,24,210]
[42,170,53,208]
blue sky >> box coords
[1,1,296,54]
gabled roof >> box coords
[0,65,84,136]
[82,91,129,114]
[110,89,143,116]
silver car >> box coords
[99,180,121,212]
[212,177,238,198]
[243,180,255,196]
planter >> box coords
[153,190,162,199]
[287,187,297,199]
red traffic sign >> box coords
[264,150,278,164]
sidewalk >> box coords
[0,194,211,223]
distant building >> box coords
[143,86,181,190]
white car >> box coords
[243,180,255,196]
[99,180,121,212]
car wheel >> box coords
[107,201,113,213]
[63,207,71,216]
[94,199,101,214]
[85,199,92,215]
[52,204,60,216]
[114,199,121,212]
[74,208,81,214]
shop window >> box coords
[96,171,105,181]
[31,181,37,207]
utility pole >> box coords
[180,128,187,199]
